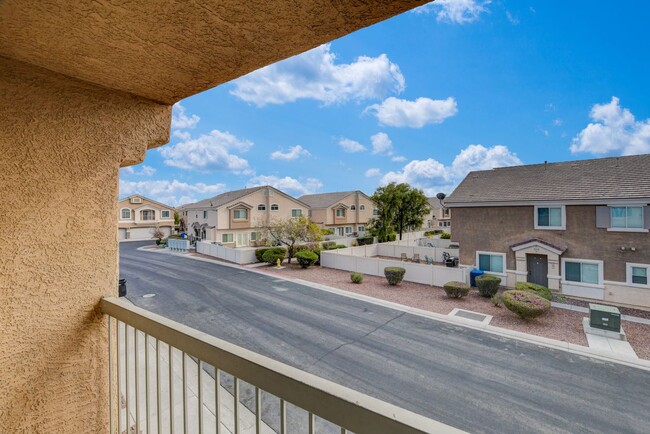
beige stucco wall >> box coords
[0,57,169,432]
[118,195,174,229]
[321,192,375,226]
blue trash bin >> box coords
[470,269,484,287]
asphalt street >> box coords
[120,241,650,433]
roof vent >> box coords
[130,197,142,204]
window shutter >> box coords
[645,206,650,229]
[595,206,610,228]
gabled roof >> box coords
[182,186,265,210]
[298,191,371,209]
[446,154,650,206]
[427,197,443,210]
[118,194,175,210]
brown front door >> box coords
[527,254,548,287]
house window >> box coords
[372,208,379,216]
[141,210,155,221]
[336,209,345,218]
[233,209,248,220]
[271,204,279,211]
[161,210,170,218]
[360,205,366,211]
[350,205,356,211]
[291,209,302,218]
[121,208,131,219]
[477,252,505,275]
[564,260,601,285]
[358,225,365,232]
[258,204,266,211]
[627,263,649,286]
[535,205,565,229]
[222,233,234,243]
[203,211,208,219]
[251,231,260,241]
[345,226,352,234]
[611,206,643,229]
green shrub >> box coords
[312,248,322,265]
[387,234,397,242]
[322,228,335,235]
[384,267,406,286]
[293,244,310,253]
[351,240,358,247]
[424,230,443,237]
[443,281,470,298]
[440,232,451,239]
[476,275,501,297]
[295,251,318,268]
[502,290,551,320]
[334,244,347,249]
[255,247,271,262]
[356,236,374,246]
[515,282,553,301]
[350,272,364,284]
[491,295,502,307]
[321,241,336,250]
[261,247,286,265]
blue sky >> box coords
[120,0,650,206]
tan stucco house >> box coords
[118,194,175,240]
[427,197,451,232]
[446,154,650,308]
[182,186,310,247]
[299,191,376,236]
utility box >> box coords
[589,303,621,332]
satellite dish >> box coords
[436,192,446,200]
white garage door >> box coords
[160,227,172,237]
[118,228,127,240]
[129,227,155,240]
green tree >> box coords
[174,210,180,226]
[370,183,429,241]
[261,216,322,263]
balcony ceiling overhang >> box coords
[0,0,428,104]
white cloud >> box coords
[552,119,563,127]
[120,165,156,177]
[365,168,382,177]
[248,175,322,196]
[339,138,366,153]
[159,129,253,174]
[171,103,200,130]
[506,11,519,25]
[571,97,650,156]
[173,130,191,141]
[119,179,227,207]
[380,144,521,195]
[270,145,311,161]
[371,132,393,156]
[366,97,458,128]
[391,155,407,162]
[230,44,405,106]
[415,0,491,24]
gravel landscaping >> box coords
[257,263,650,360]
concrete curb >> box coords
[139,247,650,371]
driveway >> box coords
[120,241,650,434]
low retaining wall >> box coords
[321,246,468,287]
[196,241,257,264]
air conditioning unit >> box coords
[589,303,621,333]
[130,197,142,204]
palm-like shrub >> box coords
[502,290,551,320]
[443,281,470,298]
[384,267,406,286]
[515,282,553,301]
[295,251,318,269]
[476,275,501,297]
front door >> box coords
[236,232,249,247]
[527,254,548,287]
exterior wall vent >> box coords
[130,197,142,204]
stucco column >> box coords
[0,57,170,432]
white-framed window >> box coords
[534,205,565,230]
[222,233,234,243]
[251,231,261,241]
[336,209,346,218]
[203,211,208,219]
[358,225,365,232]
[271,204,279,211]
[562,258,603,286]
[611,206,643,229]
[372,208,379,216]
[161,210,170,219]
[360,205,366,211]
[121,208,131,219]
[233,209,248,220]
[141,210,155,221]
[350,205,356,211]
[626,263,649,287]
[476,251,505,275]
[258,204,266,211]
[345,226,352,234]
[291,209,302,218]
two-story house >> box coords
[446,155,650,308]
[118,194,175,240]
[299,191,376,236]
[183,186,310,247]
[427,197,452,231]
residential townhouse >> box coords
[427,197,452,231]
[299,191,376,236]
[182,186,310,247]
[118,194,175,240]
[446,154,650,308]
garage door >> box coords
[129,227,154,240]
[160,227,172,237]
[118,228,127,240]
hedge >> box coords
[515,282,553,301]
[321,241,336,250]
[440,232,451,239]
[384,267,406,286]
[295,250,318,268]
[261,247,286,265]
[502,290,551,320]
[356,236,374,246]
[476,275,501,297]
[443,281,470,298]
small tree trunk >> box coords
[287,245,293,263]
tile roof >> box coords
[183,186,265,209]
[427,197,443,210]
[298,191,357,208]
[446,154,650,205]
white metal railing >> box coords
[102,297,462,434]
[168,239,190,252]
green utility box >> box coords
[589,303,621,332]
